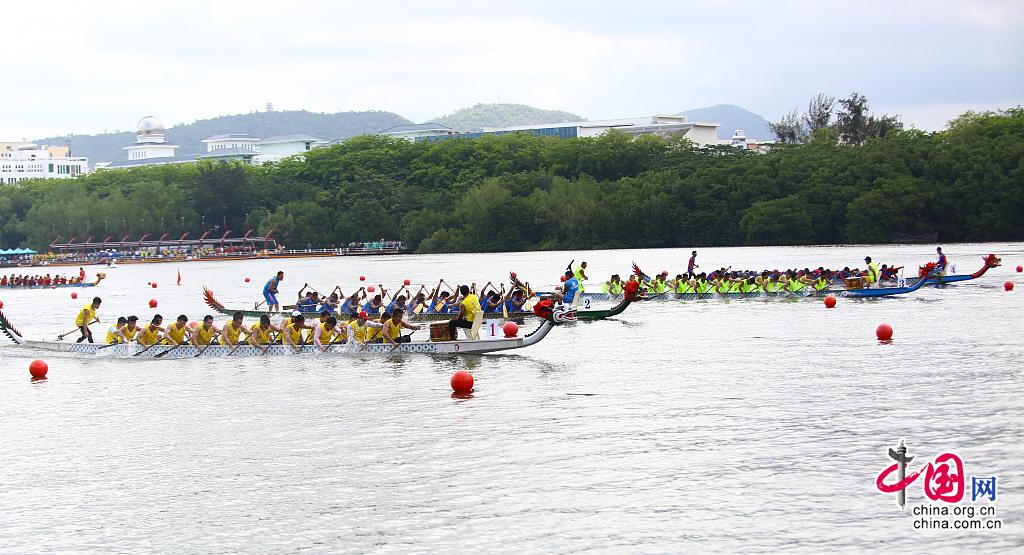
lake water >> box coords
[1,243,1021,553]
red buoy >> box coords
[1016,265,1022,273]
[1005,281,1014,291]
[502,321,519,337]
[71,292,78,300]
[245,277,251,283]
[149,299,158,308]
[451,370,474,394]
[560,275,567,282]
[367,286,376,293]
[359,275,366,281]
[188,321,197,329]
[403,278,411,286]
[29,359,48,378]
[0,300,4,309]
[151,282,158,288]
[823,295,836,309]
[876,323,894,341]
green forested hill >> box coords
[431,103,584,131]
[5,109,1021,252]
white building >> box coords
[104,116,195,169]
[379,122,455,142]
[719,129,776,153]
[0,142,89,184]
[483,115,721,145]
[255,134,327,163]
[124,116,179,160]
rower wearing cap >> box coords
[348,311,384,345]
[865,256,880,286]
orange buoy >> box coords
[29,359,48,378]
[1005,281,1014,291]
[149,299,158,308]
[824,295,836,308]
[367,286,376,293]
[876,323,893,341]
[451,370,474,394]
[71,292,78,300]
[244,277,251,283]
[403,279,411,286]
[502,321,519,337]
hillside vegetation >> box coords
[431,103,583,131]
[3,109,1021,252]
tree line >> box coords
[0,106,1021,252]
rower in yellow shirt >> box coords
[165,315,191,345]
[190,315,221,355]
[382,308,421,349]
[74,296,102,343]
[348,311,384,346]
[283,314,312,353]
[137,315,166,346]
[248,314,282,354]
[105,317,129,344]
[219,311,250,353]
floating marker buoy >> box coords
[403,279,411,286]
[451,370,474,394]
[71,292,78,299]
[1005,281,1014,291]
[876,323,894,341]
[0,300,4,309]
[151,282,157,288]
[29,359,48,378]
[367,286,376,293]
[149,299,158,308]
[824,295,836,308]
[245,277,251,283]
[359,275,366,281]
[502,321,519,337]
[1015,265,1022,273]
[560,275,567,282]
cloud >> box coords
[1,0,1021,138]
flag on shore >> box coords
[177,269,182,286]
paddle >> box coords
[389,329,418,353]
[194,336,219,357]
[133,340,164,357]
[154,341,185,358]
[58,318,97,341]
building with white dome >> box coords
[123,116,178,160]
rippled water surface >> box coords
[1,244,1022,553]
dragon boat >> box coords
[201,287,634,322]
[561,256,1000,303]
[0,306,574,358]
[1,273,106,290]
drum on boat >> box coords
[844,277,865,290]
[429,321,453,342]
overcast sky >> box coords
[2,0,1022,139]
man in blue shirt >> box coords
[562,271,580,304]
[263,271,284,311]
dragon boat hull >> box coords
[0,310,559,357]
[202,288,632,322]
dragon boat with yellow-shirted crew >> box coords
[564,255,1001,304]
